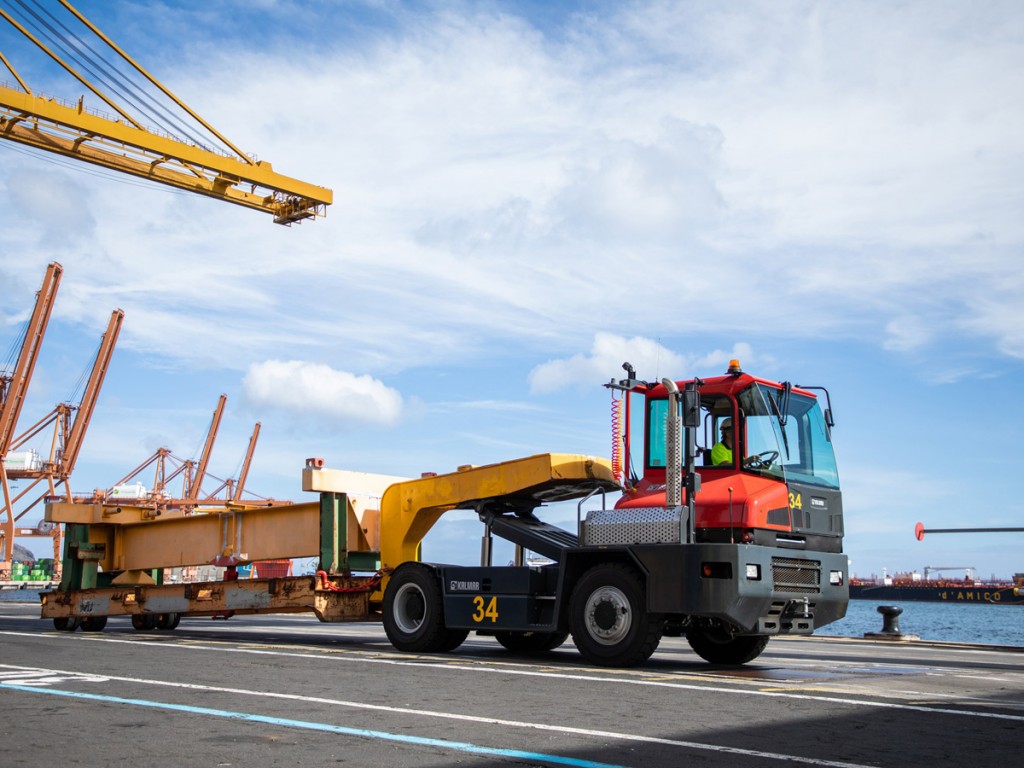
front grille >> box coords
[772,557,821,594]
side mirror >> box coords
[682,389,701,428]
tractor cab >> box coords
[614,360,844,554]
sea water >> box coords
[3,589,1021,647]
[818,599,1024,646]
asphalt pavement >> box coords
[1,601,1021,767]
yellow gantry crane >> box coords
[0,0,332,224]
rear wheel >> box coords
[685,623,769,665]
[131,614,157,631]
[383,564,468,653]
[156,613,181,630]
[570,563,663,667]
[494,630,569,654]
[80,615,108,632]
[53,616,79,632]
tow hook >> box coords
[781,598,814,633]
[784,598,812,620]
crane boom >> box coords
[232,422,261,502]
[0,3,332,225]
[0,84,332,224]
[0,262,62,454]
[187,394,226,502]
[59,309,123,475]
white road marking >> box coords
[0,663,884,768]
[3,628,1022,724]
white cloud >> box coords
[3,165,96,246]
[241,360,403,426]
[2,1,1023,374]
[529,334,756,393]
[882,316,931,353]
[530,333,682,393]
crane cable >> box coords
[2,0,220,152]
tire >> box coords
[494,630,569,654]
[53,616,79,632]
[131,614,157,631]
[569,563,663,667]
[383,564,467,653]
[156,613,181,630]
[685,624,770,665]
[80,615,108,632]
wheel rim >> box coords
[392,582,427,634]
[583,585,631,645]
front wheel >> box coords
[569,563,663,667]
[685,624,769,664]
[383,564,468,653]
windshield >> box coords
[646,385,840,490]
[756,384,840,489]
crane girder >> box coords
[0,84,332,225]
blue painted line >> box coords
[2,683,626,768]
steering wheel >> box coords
[743,450,779,470]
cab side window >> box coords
[703,398,734,467]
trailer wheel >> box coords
[570,563,663,667]
[685,624,769,665]
[80,616,108,632]
[53,617,79,632]
[131,614,157,631]
[383,564,468,653]
[156,613,181,630]
[494,630,569,654]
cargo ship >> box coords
[850,570,1024,605]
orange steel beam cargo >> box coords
[40,453,616,627]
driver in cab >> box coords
[711,418,733,466]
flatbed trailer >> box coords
[41,571,377,631]
[39,453,616,632]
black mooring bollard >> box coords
[876,605,902,634]
[864,604,918,641]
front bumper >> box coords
[630,543,849,635]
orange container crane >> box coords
[232,422,261,503]
[0,262,62,573]
[60,310,123,479]
[200,422,263,503]
[102,397,285,514]
[185,395,226,504]
[1,308,122,572]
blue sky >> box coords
[2,0,1023,579]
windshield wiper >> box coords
[767,388,791,460]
